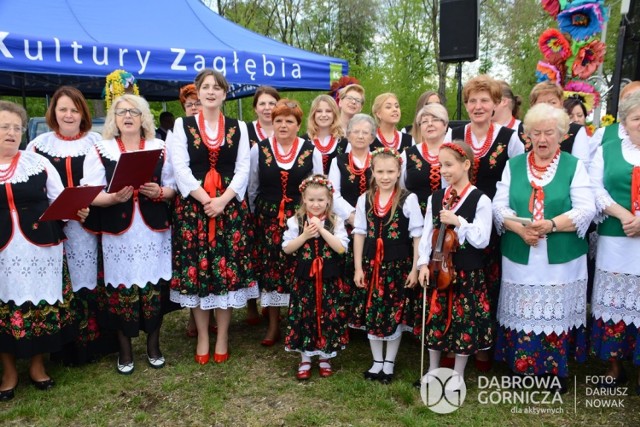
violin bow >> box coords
[420,282,427,383]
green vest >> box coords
[501,152,588,264]
[598,138,632,237]
[601,123,620,146]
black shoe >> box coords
[0,385,16,401]
[597,369,628,389]
[413,378,422,389]
[30,377,55,391]
[363,360,383,381]
[379,372,394,385]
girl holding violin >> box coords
[417,140,493,390]
[353,147,423,384]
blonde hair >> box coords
[367,151,405,225]
[295,174,338,232]
[411,103,449,143]
[102,94,156,140]
[529,81,563,106]
[372,93,399,125]
[307,95,344,139]
[339,84,365,102]
[523,103,570,137]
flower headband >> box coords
[299,175,334,194]
[371,147,403,164]
[441,142,468,159]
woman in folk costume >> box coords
[492,103,595,394]
[589,91,640,395]
[169,69,255,364]
[370,93,414,153]
[353,147,423,384]
[303,95,348,175]
[248,99,323,346]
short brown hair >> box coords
[272,99,303,125]
[0,100,27,126]
[46,86,92,133]
[252,86,280,108]
[463,75,501,104]
[194,69,229,93]
[529,81,563,106]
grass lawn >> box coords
[1,308,638,426]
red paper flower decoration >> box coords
[542,0,561,18]
[539,29,572,63]
[536,61,562,85]
[571,39,606,79]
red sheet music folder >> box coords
[39,185,105,221]
[106,149,162,193]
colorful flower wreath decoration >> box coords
[299,174,335,194]
[563,80,600,114]
[542,0,564,18]
[539,29,572,63]
[371,147,403,165]
[328,75,361,102]
[535,61,562,85]
[568,38,606,79]
[557,2,607,41]
[104,69,140,110]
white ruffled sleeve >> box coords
[570,126,594,171]
[329,158,355,221]
[80,146,107,187]
[492,164,516,234]
[248,144,260,213]
[44,159,64,203]
[353,194,368,235]
[417,195,434,268]
[507,130,525,158]
[566,159,596,238]
[226,120,250,200]
[282,216,299,249]
[170,117,203,198]
[403,193,424,237]
[455,193,492,249]
[333,217,350,252]
[589,145,615,220]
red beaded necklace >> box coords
[528,149,560,179]
[0,152,21,182]
[256,121,268,140]
[376,128,399,149]
[505,116,516,130]
[465,123,495,158]
[198,112,224,150]
[374,188,396,217]
[420,142,439,164]
[55,131,84,141]
[116,137,145,152]
[313,136,337,154]
[348,152,371,174]
[273,137,299,163]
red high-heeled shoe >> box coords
[260,333,281,347]
[194,353,210,365]
[213,352,229,363]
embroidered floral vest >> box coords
[335,153,371,208]
[363,191,412,262]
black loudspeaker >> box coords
[439,0,479,63]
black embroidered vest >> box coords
[452,126,513,200]
[431,188,484,271]
[403,144,439,209]
[183,116,241,188]
[294,217,343,278]
[335,153,371,208]
[256,139,315,214]
[0,170,65,249]
[363,191,412,262]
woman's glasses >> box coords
[114,108,142,117]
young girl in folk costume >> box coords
[282,175,350,380]
[353,147,423,384]
[304,95,348,174]
[417,140,493,390]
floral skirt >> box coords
[253,198,297,298]
[170,195,257,308]
[102,279,175,337]
[494,325,587,378]
[483,232,501,322]
[0,259,75,359]
[285,276,349,358]
[350,257,413,340]
[420,268,493,354]
[590,317,640,366]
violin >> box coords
[428,189,459,290]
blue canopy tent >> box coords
[0,0,348,100]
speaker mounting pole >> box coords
[455,62,463,120]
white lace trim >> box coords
[29,132,100,158]
[493,206,515,235]
[260,291,290,307]
[285,347,340,359]
[368,324,413,341]
[526,151,560,185]
[94,138,166,162]
[169,286,260,310]
[591,268,640,328]
[0,151,47,184]
[497,279,587,335]
[594,193,615,223]
[63,221,99,292]
[566,207,592,239]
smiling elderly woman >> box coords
[492,103,595,394]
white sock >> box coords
[383,336,402,375]
[428,349,441,372]
[368,339,384,373]
[299,353,311,371]
[319,358,332,369]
